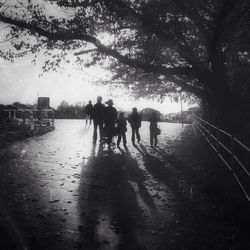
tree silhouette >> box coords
[0,0,249,131]
[56,100,85,119]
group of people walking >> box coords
[85,96,160,147]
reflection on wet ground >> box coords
[0,120,246,249]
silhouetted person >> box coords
[117,112,127,147]
[92,96,105,142]
[128,107,141,145]
[149,110,159,147]
[85,100,93,125]
[103,99,117,145]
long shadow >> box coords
[137,144,204,199]
[134,144,239,249]
[153,147,181,166]
[152,146,225,199]
[133,144,181,194]
[78,142,145,249]
[118,146,155,210]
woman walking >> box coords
[149,111,159,147]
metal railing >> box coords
[192,115,250,202]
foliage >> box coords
[140,108,161,121]
[0,0,250,127]
[55,100,85,119]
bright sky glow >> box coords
[0,54,193,114]
[0,1,197,114]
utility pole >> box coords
[180,92,184,127]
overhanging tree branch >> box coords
[174,0,211,44]
[102,0,213,83]
[75,45,194,76]
[165,76,205,98]
[0,13,195,76]
[0,1,212,88]
[0,13,202,95]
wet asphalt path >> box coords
[0,120,237,249]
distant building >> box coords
[0,98,55,128]
[38,97,50,109]
[36,97,54,126]
[0,102,35,125]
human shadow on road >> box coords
[152,146,219,201]
[134,144,195,199]
[133,144,181,193]
[78,142,145,249]
[118,146,155,210]
[134,144,212,218]
[134,144,237,249]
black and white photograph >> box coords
[0,0,250,249]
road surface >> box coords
[0,120,244,249]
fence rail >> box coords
[192,115,250,203]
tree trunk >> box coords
[205,82,244,135]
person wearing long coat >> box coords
[103,99,117,145]
[92,96,105,142]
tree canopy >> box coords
[0,0,250,128]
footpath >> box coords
[0,120,249,249]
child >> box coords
[117,112,127,147]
